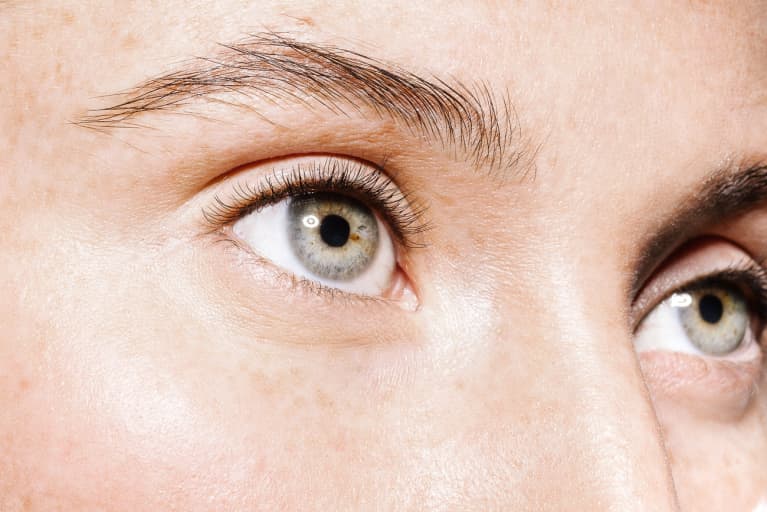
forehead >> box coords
[1,0,765,189]
[3,1,765,123]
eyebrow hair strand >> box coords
[632,161,767,297]
[76,32,528,174]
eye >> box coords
[232,191,396,295]
[635,280,753,357]
[203,157,426,299]
[632,236,767,360]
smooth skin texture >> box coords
[1,1,767,510]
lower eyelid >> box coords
[638,347,763,421]
[211,229,376,303]
[213,225,409,307]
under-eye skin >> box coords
[202,157,427,299]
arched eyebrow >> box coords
[77,32,526,173]
[632,161,767,295]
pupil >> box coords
[319,214,351,248]
[698,294,724,324]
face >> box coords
[2,1,767,510]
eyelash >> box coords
[690,261,767,321]
[632,257,767,336]
[639,258,767,339]
[201,158,429,249]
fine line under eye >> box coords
[202,158,430,249]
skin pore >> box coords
[1,1,766,510]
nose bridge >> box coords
[554,323,679,510]
[485,267,681,510]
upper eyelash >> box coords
[683,259,767,320]
[201,158,430,248]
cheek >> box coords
[0,334,236,509]
[0,279,428,511]
[655,397,767,512]
[0,332,341,509]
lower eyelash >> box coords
[209,230,395,306]
[202,158,430,248]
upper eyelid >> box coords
[631,161,767,298]
[632,261,767,331]
[632,239,753,313]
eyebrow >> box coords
[632,161,767,296]
[77,32,527,173]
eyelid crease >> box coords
[201,157,430,249]
[631,161,767,298]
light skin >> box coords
[1,1,767,510]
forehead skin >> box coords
[3,2,767,227]
[1,1,766,511]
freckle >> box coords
[121,33,139,50]
[17,378,30,391]
[285,14,315,27]
[315,388,335,411]
[248,370,276,397]
[453,379,465,391]
[292,395,306,409]
[331,431,346,452]
[62,11,75,25]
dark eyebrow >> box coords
[632,161,767,296]
[77,32,528,173]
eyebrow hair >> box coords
[632,161,767,296]
[77,32,528,173]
